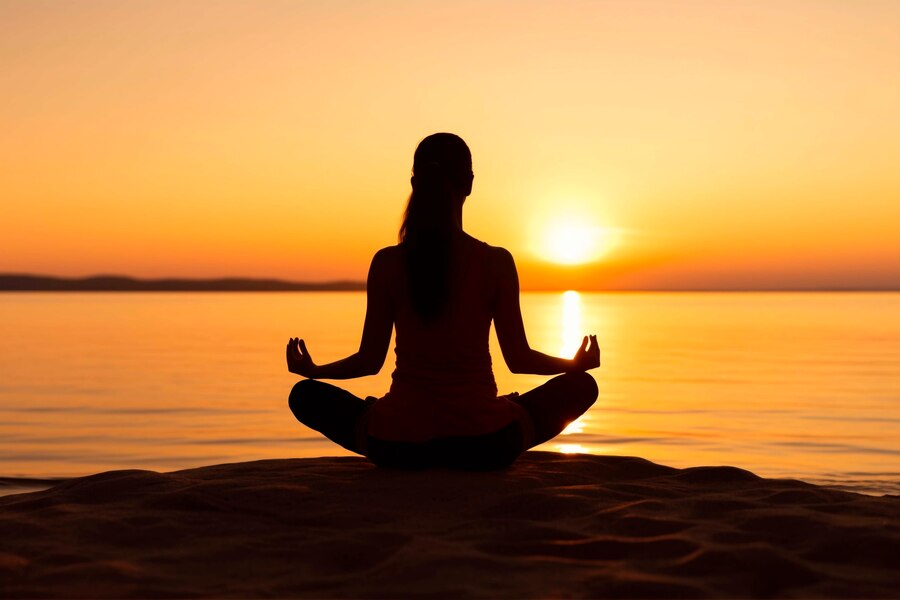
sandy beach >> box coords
[1,451,898,598]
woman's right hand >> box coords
[286,337,317,378]
[571,335,600,371]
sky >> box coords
[2,0,899,290]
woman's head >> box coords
[410,133,473,201]
[399,133,472,322]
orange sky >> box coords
[2,1,899,289]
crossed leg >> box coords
[288,371,599,461]
[288,379,371,455]
[512,371,599,450]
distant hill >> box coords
[0,274,366,292]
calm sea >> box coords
[1,292,898,495]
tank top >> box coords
[365,238,517,442]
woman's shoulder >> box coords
[459,234,513,260]
[459,236,516,283]
[372,245,403,268]
[477,239,516,269]
[368,245,403,281]
[373,244,402,260]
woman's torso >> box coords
[365,234,516,442]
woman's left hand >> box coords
[286,337,317,378]
[571,335,601,371]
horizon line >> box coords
[1,273,898,293]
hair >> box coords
[398,133,473,322]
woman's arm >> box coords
[286,249,394,380]
[492,248,600,375]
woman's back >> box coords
[366,233,517,442]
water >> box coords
[1,292,898,495]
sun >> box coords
[541,217,611,265]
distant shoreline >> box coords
[1,274,897,293]
[0,274,366,292]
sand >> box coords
[1,451,899,599]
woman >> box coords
[286,133,599,469]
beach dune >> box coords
[1,451,899,598]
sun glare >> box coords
[557,444,587,454]
[541,218,612,265]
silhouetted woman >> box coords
[286,133,599,469]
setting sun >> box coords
[540,218,612,265]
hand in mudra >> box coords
[571,335,600,371]
[286,337,317,378]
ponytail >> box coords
[399,134,472,322]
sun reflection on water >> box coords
[560,290,582,357]
[557,444,587,454]
[561,418,585,435]
[557,291,589,453]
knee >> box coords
[565,371,598,408]
[288,379,320,419]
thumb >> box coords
[299,339,310,356]
[579,336,589,353]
